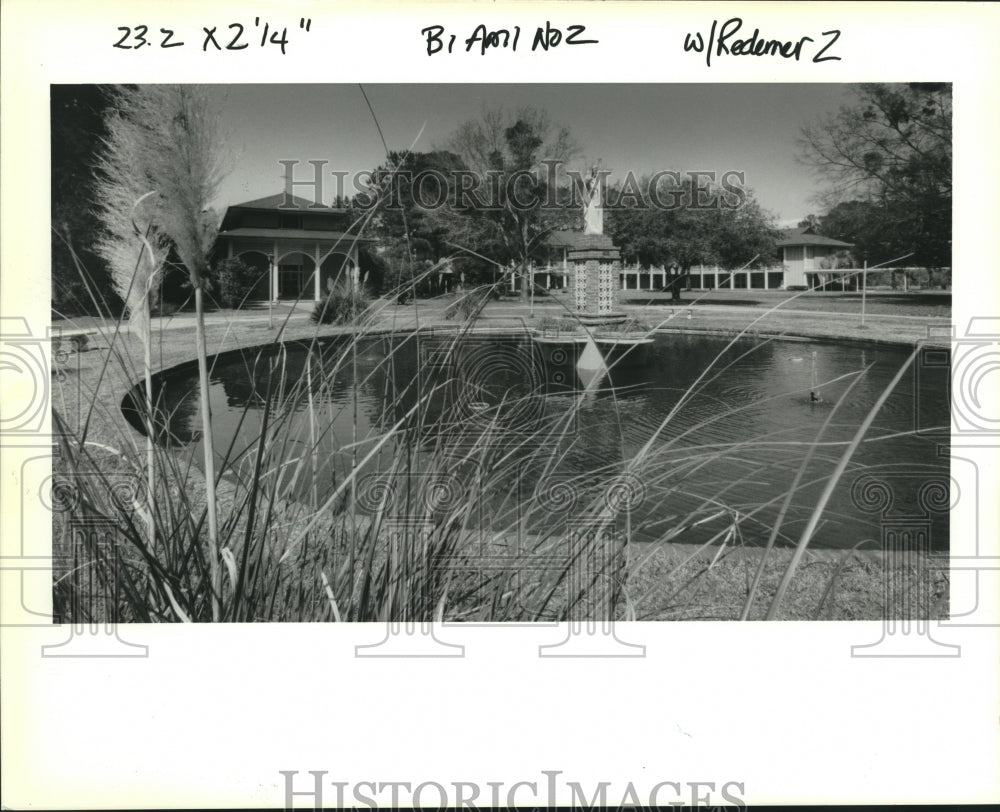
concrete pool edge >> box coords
[120,319,944,444]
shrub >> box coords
[151,300,182,317]
[51,333,90,362]
[443,289,490,322]
[311,282,372,325]
[928,268,951,289]
[214,257,263,309]
[615,317,653,334]
[536,315,581,333]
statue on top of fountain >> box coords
[582,162,604,236]
[558,159,623,324]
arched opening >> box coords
[233,250,271,301]
[275,250,318,301]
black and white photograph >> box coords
[2,2,998,809]
[48,82,953,625]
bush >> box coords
[52,333,90,360]
[214,257,263,309]
[155,303,183,318]
[536,315,581,333]
[443,289,490,322]
[311,283,372,325]
[927,268,951,289]
[615,317,653,334]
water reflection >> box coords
[125,332,950,550]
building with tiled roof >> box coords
[216,193,374,302]
[776,226,854,289]
[776,225,854,249]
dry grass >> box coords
[629,543,948,621]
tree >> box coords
[369,150,467,258]
[362,149,470,298]
[446,107,581,300]
[711,196,780,270]
[799,83,951,268]
[606,175,778,300]
[816,200,878,263]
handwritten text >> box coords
[112,17,313,55]
[421,22,598,56]
[683,18,841,67]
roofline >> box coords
[224,191,349,213]
[228,203,350,214]
[776,237,854,248]
[218,228,375,242]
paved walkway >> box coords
[54,302,314,337]
[52,291,951,347]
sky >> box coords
[210,84,854,227]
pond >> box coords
[127,330,951,551]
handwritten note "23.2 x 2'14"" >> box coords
[112,18,313,55]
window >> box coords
[303,214,339,232]
[244,213,278,229]
[279,214,303,230]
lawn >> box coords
[620,288,952,318]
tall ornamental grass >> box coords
[50,88,944,623]
[51,252,942,623]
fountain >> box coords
[567,165,627,327]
